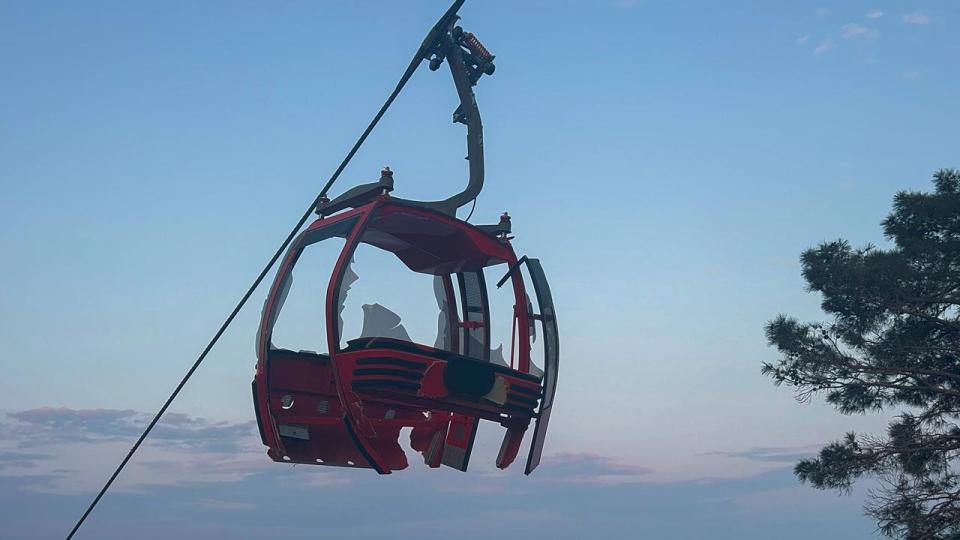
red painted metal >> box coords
[252,198,550,474]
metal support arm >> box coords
[394,20,492,215]
[317,8,494,218]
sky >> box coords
[1,1,958,538]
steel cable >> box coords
[64,2,465,537]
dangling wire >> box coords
[64,2,466,538]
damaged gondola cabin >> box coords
[252,6,559,475]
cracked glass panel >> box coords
[337,241,440,349]
[268,217,358,354]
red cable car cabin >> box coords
[252,196,558,474]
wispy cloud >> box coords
[814,38,835,55]
[840,23,870,39]
[2,407,653,496]
[866,10,883,19]
[701,445,820,464]
[902,12,931,25]
[815,7,830,17]
[810,22,878,56]
[0,407,265,496]
[0,451,54,469]
[795,34,811,46]
[0,407,875,540]
[540,452,653,484]
[6,407,255,454]
[903,71,922,80]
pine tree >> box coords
[764,169,960,539]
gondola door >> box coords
[522,258,559,474]
[439,270,489,471]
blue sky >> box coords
[1,1,957,538]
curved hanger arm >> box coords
[316,1,494,218]
[393,29,485,216]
